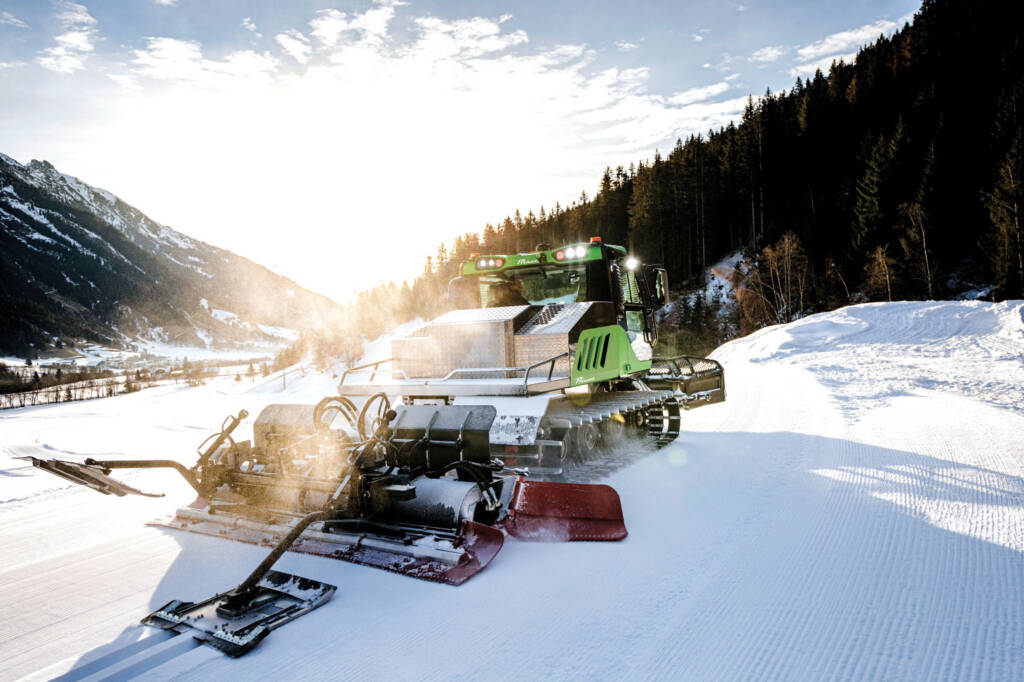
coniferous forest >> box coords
[293,0,1024,361]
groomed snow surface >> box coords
[2,301,1023,680]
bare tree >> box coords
[984,140,1024,297]
[864,245,896,301]
[899,201,936,298]
[740,232,810,330]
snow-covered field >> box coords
[1,301,1022,680]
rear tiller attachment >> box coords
[24,396,627,656]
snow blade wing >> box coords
[150,514,505,586]
[142,570,336,657]
[17,456,163,497]
[302,520,505,586]
[504,479,628,542]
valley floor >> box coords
[1,301,1022,680]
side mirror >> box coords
[655,268,670,306]
[641,265,670,307]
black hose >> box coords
[312,396,359,431]
[357,393,391,440]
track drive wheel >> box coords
[646,397,681,447]
[572,423,602,463]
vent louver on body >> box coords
[576,332,611,371]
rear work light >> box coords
[554,250,565,261]
[476,257,505,269]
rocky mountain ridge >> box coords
[0,152,344,358]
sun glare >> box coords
[5,3,749,302]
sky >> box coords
[0,0,919,302]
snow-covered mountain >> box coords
[0,152,344,357]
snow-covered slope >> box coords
[1,301,1022,680]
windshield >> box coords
[479,264,587,308]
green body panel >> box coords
[569,325,651,387]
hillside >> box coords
[342,0,1023,355]
[0,299,1021,679]
[0,153,345,358]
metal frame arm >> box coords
[84,458,208,496]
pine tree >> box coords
[984,135,1024,297]
[854,126,903,249]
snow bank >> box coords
[715,300,1024,415]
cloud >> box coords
[1,10,28,28]
[276,30,311,63]
[614,40,639,51]
[669,79,733,105]
[749,45,786,63]
[153,0,178,6]
[309,9,348,46]
[735,4,749,11]
[692,28,710,43]
[796,15,911,62]
[674,96,750,134]
[241,17,262,39]
[131,37,278,87]
[14,3,754,301]
[411,16,528,59]
[310,3,397,49]
[788,52,856,77]
[54,1,96,26]
[37,1,98,73]
[784,13,912,79]
[107,73,141,91]
[705,52,739,73]
[1,60,26,69]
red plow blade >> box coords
[503,479,628,542]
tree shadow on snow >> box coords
[51,430,1024,680]
[607,430,1024,679]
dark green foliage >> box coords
[0,362,116,395]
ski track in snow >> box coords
[0,301,1022,680]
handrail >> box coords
[440,366,525,380]
[339,358,397,387]
[340,352,570,387]
[434,352,570,385]
[524,352,570,386]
